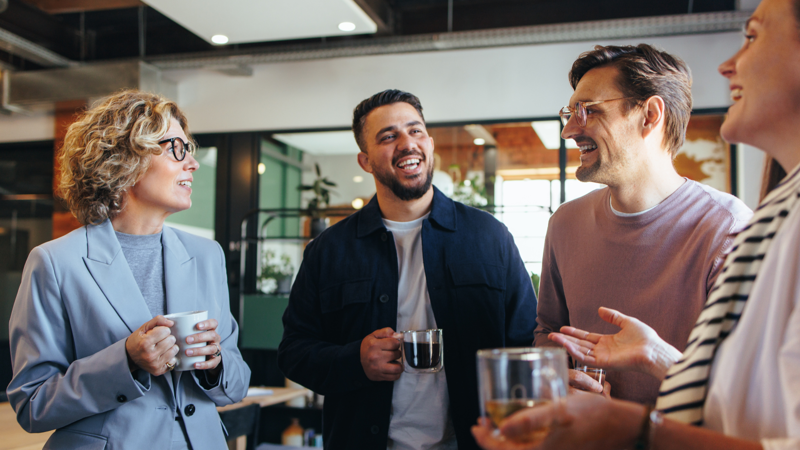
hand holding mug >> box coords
[125,315,178,376]
[164,310,221,373]
[185,318,222,373]
[360,327,403,381]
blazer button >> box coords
[184,404,196,416]
[116,395,127,403]
[370,425,379,434]
[381,233,388,242]
[379,294,389,303]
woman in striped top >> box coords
[472,0,800,449]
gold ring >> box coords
[166,361,176,371]
[212,344,222,358]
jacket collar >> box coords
[84,220,197,332]
[84,220,152,334]
[84,219,193,264]
[356,185,457,238]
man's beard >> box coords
[372,158,434,201]
[575,157,601,182]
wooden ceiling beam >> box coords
[22,0,144,14]
[352,0,393,34]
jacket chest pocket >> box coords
[448,263,506,291]
[319,278,373,342]
[448,263,507,342]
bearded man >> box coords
[278,89,537,450]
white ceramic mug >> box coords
[164,310,208,371]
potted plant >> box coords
[298,163,337,238]
[530,272,540,297]
[259,249,294,295]
[452,173,489,207]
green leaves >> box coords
[298,163,337,216]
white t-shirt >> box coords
[383,214,457,450]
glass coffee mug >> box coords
[477,348,568,443]
[399,329,443,373]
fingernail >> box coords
[186,349,194,356]
[194,362,202,369]
[186,337,194,343]
[197,323,205,329]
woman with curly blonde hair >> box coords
[7,90,250,450]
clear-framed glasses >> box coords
[558,97,637,127]
[158,137,197,161]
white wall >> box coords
[0,111,54,143]
[738,144,766,209]
[170,32,743,133]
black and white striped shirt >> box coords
[656,163,800,425]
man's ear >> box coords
[641,95,666,139]
[357,151,372,174]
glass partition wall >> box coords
[0,141,54,390]
[257,112,733,283]
[164,145,218,239]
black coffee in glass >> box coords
[404,342,441,369]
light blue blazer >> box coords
[7,220,251,450]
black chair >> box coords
[220,403,261,450]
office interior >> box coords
[0,0,768,446]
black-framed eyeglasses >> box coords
[558,97,637,127]
[158,137,197,161]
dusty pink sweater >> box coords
[534,180,752,403]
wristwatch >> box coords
[634,405,663,450]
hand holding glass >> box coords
[477,348,568,443]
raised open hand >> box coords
[548,307,681,380]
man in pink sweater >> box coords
[534,44,752,404]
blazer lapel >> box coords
[83,220,152,334]
[162,226,197,315]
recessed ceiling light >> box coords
[211,34,229,45]
[338,22,356,32]
[473,138,485,146]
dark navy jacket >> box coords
[278,187,537,450]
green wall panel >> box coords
[241,294,289,349]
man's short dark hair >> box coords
[569,44,692,157]
[352,89,425,152]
